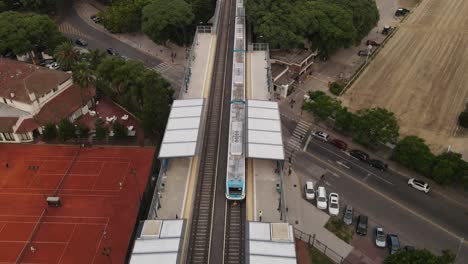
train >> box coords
[226,0,246,200]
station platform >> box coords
[246,48,282,222]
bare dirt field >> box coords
[342,0,468,153]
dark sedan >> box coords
[349,149,369,162]
[368,159,388,171]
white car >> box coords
[46,62,59,70]
[304,181,315,200]
[375,227,386,248]
[328,193,339,216]
[316,186,327,210]
[312,131,329,142]
[408,178,430,193]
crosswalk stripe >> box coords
[153,62,171,73]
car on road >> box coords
[107,48,118,56]
[329,139,347,151]
[408,178,430,193]
[75,38,88,47]
[343,205,353,225]
[356,215,368,236]
[46,62,59,70]
[304,181,315,200]
[90,15,101,23]
[387,234,401,254]
[368,159,388,171]
[349,149,369,162]
[312,131,329,142]
[382,25,394,35]
[358,49,372,56]
[366,40,381,46]
[395,8,410,17]
[39,59,55,66]
[316,186,327,210]
[374,227,386,248]
[328,193,339,216]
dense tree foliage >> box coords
[189,0,215,23]
[54,41,78,71]
[0,11,65,55]
[112,121,128,138]
[100,0,143,33]
[354,108,399,146]
[384,248,455,264]
[57,119,76,141]
[0,0,58,13]
[393,136,434,176]
[246,0,379,53]
[42,123,57,141]
[458,111,468,128]
[303,91,342,120]
[142,0,194,45]
[96,56,173,140]
[94,119,108,140]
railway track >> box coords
[186,0,234,262]
[224,202,245,264]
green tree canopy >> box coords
[384,248,455,264]
[0,11,65,55]
[101,0,143,33]
[458,111,468,128]
[42,123,57,141]
[20,0,58,13]
[112,121,128,138]
[354,108,399,146]
[332,0,380,42]
[54,41,78,71]
[303,90,342,120]
[94,119,108,140]
[57,119,76,141]
[431,152,465,184]
[142,0,194,45]
[393,136,434,176]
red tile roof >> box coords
[15,118,39,133]
[0,117,18,132]
[0,58,71,104]
[34,85,95,125]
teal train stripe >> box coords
[233,49,246,52]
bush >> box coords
[42,123,57,141]
[76,124,90,138]
[329,82,345,95]
[95,119,108,140]
[324,217,353,243]
[58,119,76,141]
[458,111,468,128]
[112,121,127,138]
[393,136,434,176]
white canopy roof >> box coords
[159,99,204,158]
[247,100,284,160]
[248,222,297,264]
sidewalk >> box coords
[74,0,187,66]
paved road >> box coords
[59,1,183,92]
[293,136,468,262]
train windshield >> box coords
[229,187,242,196]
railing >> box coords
[211,0,223,33]
[251,42,273,98]
[147,159,168,219]
[293,228,353,264]
[180,26,212,98]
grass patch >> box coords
[324,217,353,243]
[309,246,335,264]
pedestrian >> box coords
[174,52,177,58]
[321,174,325,180]
[30,245,36,253]
[176,214,178,219]
[288,168,292,176]
[259,210,263,222]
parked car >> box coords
[328,193,339,216]
[395,8,410,17]
[107,48,118,56]
[316,186,327,210]
[304,181,315,200]
[374,227,386,248]
[368,159,388,171]
[40,59,55,66]
[349,149,369,162]
[382,25,394,35]
[408,178,430,193]
[358,49,372,56]
[312,131,329,142]
[343,205,353,225]
[366,40,381,46]
[90,14,101,23]
[356,215,368,236]
[387,234,401,254]
[75,38,88,47]
[46,62,59,70]
[329,139,347,151]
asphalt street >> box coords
[59,1,183,91]
[293,136,468,262]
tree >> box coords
[431,152,465,185]
[189,0,215,24]
[42,123,57,141]
[20,0,58,13]
[112,121,128,138]
[393,136,434,176]
[354,108,399,147]
[142,0,194,45]
[76,124,90,139]
[94,119,108,140]
[73,60,94,105]
[384,248,455,264]
[83,49,106,70]
[303,91,342,121]
[458,111,468,128]
[332,0,380,42]
[334,107,356,133]
[101,0,142,33]
[54,41,78,71]
[57,119,75,141]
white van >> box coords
[304,181,315,200]
[316,186,327,210]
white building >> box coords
[0,58,94,143]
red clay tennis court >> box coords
[0,144,155,263]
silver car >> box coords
[312,131,329,142]
[343,205,353,225]
[408,178,430,193]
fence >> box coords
[180,25,212,98]
[293,228,352,264]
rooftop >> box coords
[0,116,18,132]
[0,144,155,263]
[0,59,71,104]
[270,49,316,66]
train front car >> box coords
[226,119,246,200]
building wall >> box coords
[0,96,34,113]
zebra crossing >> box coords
[58,22,89,39]
[152,62,172,73]
[285,119,311,162]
